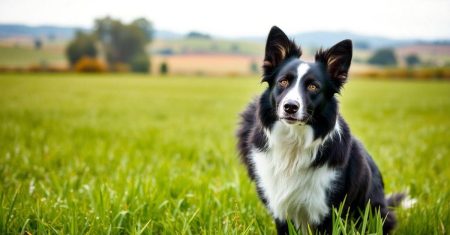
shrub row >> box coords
[353,67,450,80]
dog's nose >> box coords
[283,100,299,114]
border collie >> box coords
[237,26,404,234]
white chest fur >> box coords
[251,121,339,229]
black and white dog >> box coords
[237,26,403,234]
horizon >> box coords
[2,22,450,42]
[0,0,449,40]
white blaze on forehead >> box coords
[286,63,310,100]
[297,63,310,79]
[279,63,310,118]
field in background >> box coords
[152,54,260,76]
[152,38,263,56]
[0,74,449,234]
[1,37,450,77]
[0,45,66,68]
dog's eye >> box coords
[279,79,289,88]
[307,84,318,92]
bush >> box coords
[66,31,98,66]
[130,54,150,73]
[28,65,68,73]
[368,48,397,66]
[112,63,130,73]
[0,65,68,73]
[354,67,450,80]
[74,57,107,73]
[34,38,43,50]
[250,61,259,74]
[160,62,169,75]
[405,54,421,67]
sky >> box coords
[0,0,449,40]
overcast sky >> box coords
[0,0,449,39]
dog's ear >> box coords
[262,26,302,84]
[315,39,352,91]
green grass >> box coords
[0,73,449,234]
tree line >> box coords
[66,17,425,73]
[367,48,422,67]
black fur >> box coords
[237,26,401,234]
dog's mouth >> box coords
[280,116,306,125]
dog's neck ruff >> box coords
[252,120,341,230]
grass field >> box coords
[0,45,66,67]
[0,74,449,234]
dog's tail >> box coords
[386,193,417,209]
[386,193,405,207]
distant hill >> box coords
[292,31,404,48]
[0,24,183,40]
[241,31,450,49]
[0,24,83,39]
[0,23,449,49]
[154,30,182,40]
[242,31,450,49]
[0,23,184,41]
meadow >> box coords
[0,73,449,234]
[0,45,66,67]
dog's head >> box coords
[262,26,352,126]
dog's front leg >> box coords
[275,219,289,235]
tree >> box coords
[66,31,97,66]
[186,31,211,39]
[95,16,153,72]
[405,54,421,67]
[131,18,154,42]
[368,48,397,66]
[34,38,42,50]
[160,62,169,75]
